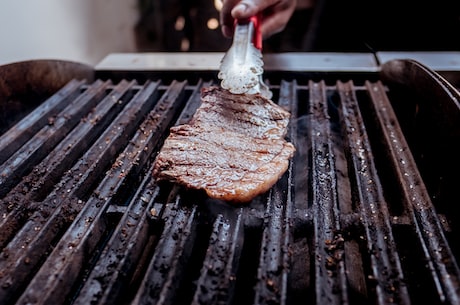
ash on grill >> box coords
[0,59,460,305]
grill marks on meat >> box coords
[152,86,296,203]
[193,88,290,139]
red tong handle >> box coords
[235,13,262,50]
[250,14,262,50]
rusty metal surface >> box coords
[0,59,459,305]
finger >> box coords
[221,24,233,38]
[231,0,280,19]
[259,1,297,38]
[220,0,241,37]
[260,10,293,37]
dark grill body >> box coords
[0,57,459,305]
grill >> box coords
[0,54,460,305]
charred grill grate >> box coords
[0,64,460,305]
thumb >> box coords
[231,0,278,19]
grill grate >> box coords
[0,74,459,305]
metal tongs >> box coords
[218,14,272,99]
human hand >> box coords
[220,0,297,39]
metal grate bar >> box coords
[0,80,161,304]
[253,80,297,305]
[309,80,349,305]
[0,79,136,255]
[277,80,299,144]
[253,173,292,305]
[191,211,244,304]
[0,79,84,164]
[365,81,460,304]
[132,200,198,305]
[15,81,189,305]
[4,79,137,204]
[72,172,160,305]
[337,80,410,305]
[68,81,208,305]
[0,79,110,198]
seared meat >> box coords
[152,86,295,203]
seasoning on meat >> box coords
[152,86,296,203]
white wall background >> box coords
[0,0,139,66]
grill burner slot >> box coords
[0,63,459,305]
